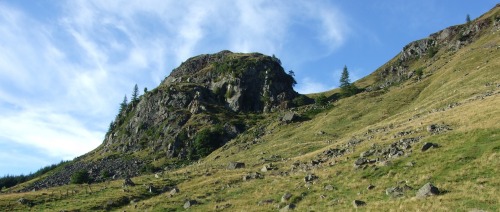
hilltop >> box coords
[0,4,499,211]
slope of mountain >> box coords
[1,4,499,212]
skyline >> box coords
[0,1,497,176]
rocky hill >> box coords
[1,4,499,212]
[17,50,299,191]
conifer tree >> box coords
[131,84,139,102]
[119,95,128,113]
[466,14,471,23]
[340,65,351,90]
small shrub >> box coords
[415,67,424,79]
[315,94,328,106]
[140,164,159,174]
[71,170,90,184]
[100,170,112,179]
[292,95,312,106]
[427,46,438,58]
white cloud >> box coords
[0,0,351,174]
[296,77,332,94]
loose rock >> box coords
[416,183,440,198]
[352,200,366,208]
[227,162,245,170]
[421,142,438,152]
[183,200,198,209]
[281,192,292,203]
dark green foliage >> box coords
[339,65,360,97]
[119,95,128,113]
[415,67,424,79]
[292,95,312,106]
[140,164,160,174]
[100,170,112,179]
[132,84,139,103]
[340,65,351,89]
[71,170,90,184]
[427,46,438,58]
[0,160,68,189]
[144,87,148,93]
[288,70,297,87]
[315,94,328,106]
[466,14,471,23]
[190,125,226,160]
[272,54,282,65]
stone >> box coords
[169,187,180,196]
[352,200,366,208]
[215,203,232,210]
[280,204,296,211]
[367,184,375,190]
[304,173,318,182]
[324,185,335,191]
[386,187,404,198]
[123,177,135,187]
[257,199,274,205]
[183,200,198,209]
[421,142,437,152]
[354,157,368,166]
[17,197,32,206]
[281,192,292,202]
[416,183,440,198]
[243,172,263,181]
[227,162,245,170]
[281,111,299,123]
[426,124,437,133]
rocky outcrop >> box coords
[99,51,297,160]
[369,8,500,90]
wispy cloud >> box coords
[296,77,332,94]
[0,0,350,174]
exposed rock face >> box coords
[101,51,297,161]
[162,50,297,112]
[369,13,499,90]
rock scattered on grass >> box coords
[352,200,366,208]
[416,183,440,198]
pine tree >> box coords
[340,65,351,89]
[466,14,471,23]
[119,95,128,113]
[339,65,359,97]
[131,84,139,102]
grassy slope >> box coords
[1,8,500,212]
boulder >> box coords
[421,142,437,152]
[227,162,245,170]
[280,204,296,211]
[281,112,299,123]
[304,173,318,183]
[123,177,135,187]
[169,187,180,196]
[324,185,335,191]
[242,172,263,181]
[183,200,198,209]
[416,183,440,198]
[352,200,366,208]
[281,192,292,202]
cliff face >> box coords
[101,50,297,161]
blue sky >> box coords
[0,0,497,176]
